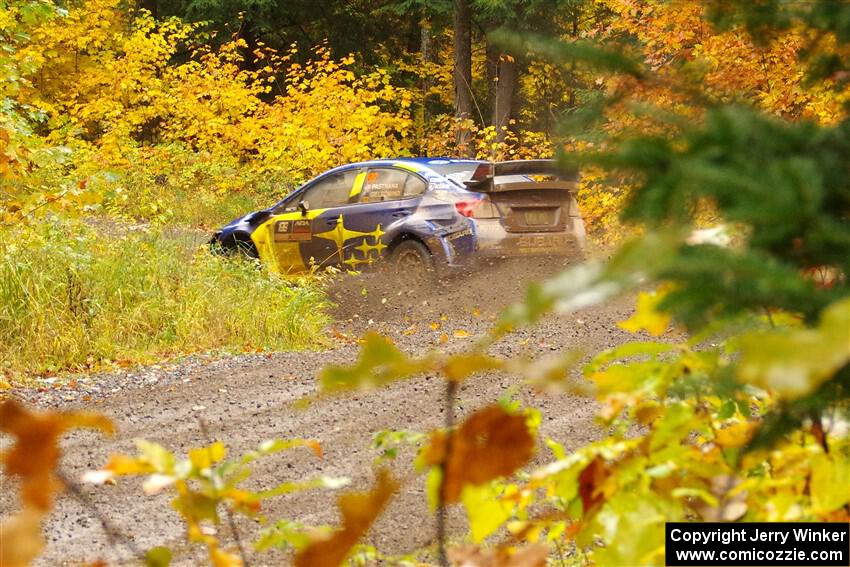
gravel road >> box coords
[1,261,638,565]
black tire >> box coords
[210,233,259,259]
[390,239,435,285]
[231,237,259,259]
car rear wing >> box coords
[463,159,579,193]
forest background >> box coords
[2,0,846,375]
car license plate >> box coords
[524,210,554,226]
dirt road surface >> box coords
[2,261,638,565]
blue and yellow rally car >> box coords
[210,158,586,276]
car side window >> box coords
[359,168,427,203]
[284,170,359,211]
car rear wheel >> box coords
[390,240,435,285]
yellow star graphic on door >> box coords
[313,214,386,267]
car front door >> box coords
[250,168,360,272]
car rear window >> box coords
[425,163,480,185]
[359,168,427,202]
[425,162,531,187]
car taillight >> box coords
[455,200,479,218]
[455,197,500,219]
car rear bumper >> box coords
[472,217,586,259]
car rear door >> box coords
[314,166,428,269]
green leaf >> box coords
[371,429,426,464]
[810,453,850,513]
[545,438,567,460]
[585,341,677,374]
[241,438,321,465]
[735,399,752,418]
[531,452,589,504]
[589,493,675,566]
[589,360,667,396]
[671,487,719,508]
[172,491,219,524]
[255,520,328,552]
[425,467,442,513]
[144,546,172,567]
[737,297,850,399]
[256,476,350,500]
[462,483,515,543]
[650,403,694,452]
[135,439,175,473]
[319,332,432,392]
[496,31,645,77]
[718,399,737,420]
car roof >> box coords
[323,157,484,176]
[267,158,482,210]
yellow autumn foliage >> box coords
[574,0,850,242]
[1,0,415,224]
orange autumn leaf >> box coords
[423,405,534,503]
[0,509,45,567]
[448,543,549,567]
[440,353,503,382]
[635,404,663,425]
[0,400,113,510]
[306,439,324,459]
[209,546,243,567]
[577,456,612,514]
[294,469,398,567]
[101,453,156,476]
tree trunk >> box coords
[240,20,258,71]
[453,0,473,155]
[486,40,499,105]
[421,19,432,126]
[138,0,157,19]
[491,54,518,145]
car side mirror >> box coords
[298,201,309,216]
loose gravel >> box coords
[1,260,639,565]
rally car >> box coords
[210,158,586,276]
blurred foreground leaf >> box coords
[294,469,398,567]
[423,405,535,503]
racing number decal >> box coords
[273,219,312,242]
[251,209,327,273]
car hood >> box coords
[216,209,274,238]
